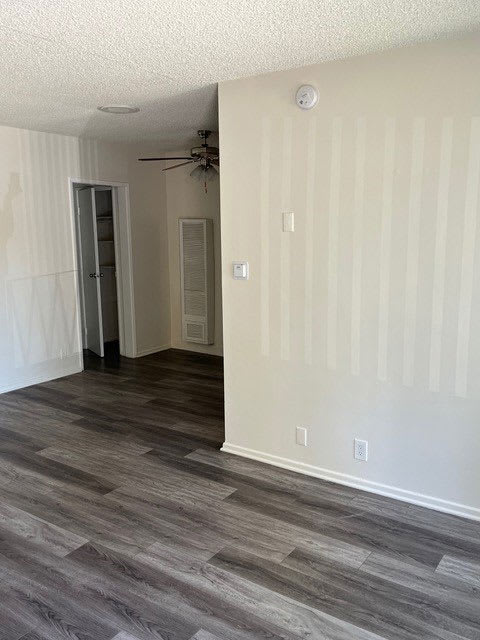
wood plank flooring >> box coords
[0,348,479,640]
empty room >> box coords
[0,2,480,639]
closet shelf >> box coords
[100,264,116,269]
[98,239,114,243]
[97,216,113,221]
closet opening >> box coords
[71,181,135,363]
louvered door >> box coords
[179,219,215,344]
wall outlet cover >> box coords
[354,438,368,462]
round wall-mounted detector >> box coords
[97,105,140,114]
[295,85,318,110]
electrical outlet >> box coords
[296,426,308,447]
[354,438,368,462]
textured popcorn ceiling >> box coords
[0,0,479,149]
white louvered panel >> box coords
[186,322,205,341]
[179,219,215,345]
[182,222,206,291]
[185,290,206,316]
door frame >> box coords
[75,186,105,357]
[68,178,137,363]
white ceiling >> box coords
[0,0,479,150]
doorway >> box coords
[71,181,135,360]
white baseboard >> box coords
[133,344,171,358]
[221,442,480,522]
[171,341,223,357]
[0,359,82,395]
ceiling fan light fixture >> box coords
[190,164,218,182]
[190,165,204,181]
[98,105,140,114]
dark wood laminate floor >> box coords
[0,349,479,640]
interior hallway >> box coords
[0,350,479,639]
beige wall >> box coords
[128,152,171,356]
[219,34,480,519]
[0,125,170,391]
[165,157,223,356]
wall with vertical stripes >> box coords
[0,126,170,392]
[219,34,480,518]
[165,152,223,356]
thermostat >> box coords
[233,261,249,280]
[295,85,318,110]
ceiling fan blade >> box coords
[162,160,195,171]
[138,156,193,162]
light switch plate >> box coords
[283,212,295,232]
[296,426,308,446]
[233,261,249,280]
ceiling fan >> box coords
[138,129,219,192]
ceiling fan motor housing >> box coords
[192,130,218,160]
[191,146,219,159]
